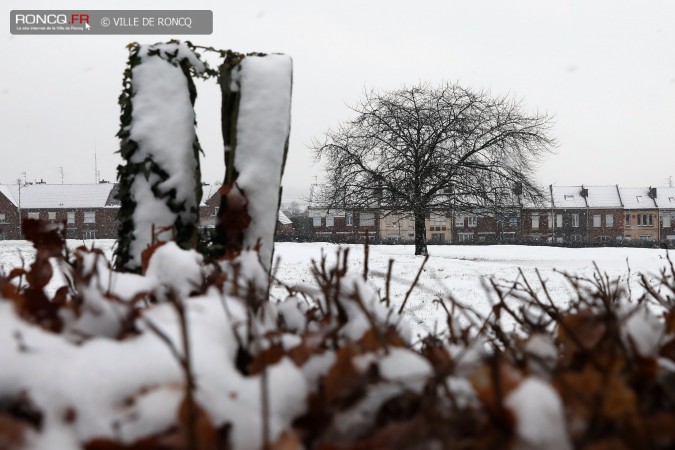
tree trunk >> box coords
[414,212,428,256]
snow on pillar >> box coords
[115,42,205,272]
[216,52,293,272]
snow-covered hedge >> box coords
[2,219,675,449]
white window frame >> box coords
[48,212,56,220]
[625,214,631,227]
[593,215,601,228]
[531,214,539,229]
[312,216,321,227]
[0,213,5,223]
[67,212,75,224]
[430,212,444,227]
[556,214,563,228]
[458,232,473,242]
[605,214,613,228]
[572,214,579,228]
[325,215,334,227]
[467,216,477,227]
[346,213,353,226]
[454,215,464,227]
[27,212,39,220]
[83,211,96,223]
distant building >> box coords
[0,183,119,240]
[620,187,659,242]
[657,187,675,243]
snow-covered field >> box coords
[1,240,671,340]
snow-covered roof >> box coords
[656,187,675,209]
[0,185,18,206]
[619,187,657,210]
[3,183,118,209]
[585,185,622,208]
[551,186,586,208]
[278,210,292,225]
[200,184,221,206]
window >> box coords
[625,214,631,227]
[547,213,553,228]
[531,214,539,229]
[455,215,464,227]
[0,213,5,224]
[669,197,675,203]
[639,214,653,226]
[360,213,375,226]
[467,216,477,227]
[509,215,518,227]
[593,215,601,227]
[636,196,643,203]
[325,215,334,227]
[639,235,653,241]
[346,213,353,226]
[67,212,75,224]
[28,212,39,220]
[458,232,473,242]
[430,213,444,227]
[667,214,674,228]
[312,216,321,227]
[83,230,96,240]
[48,212,56,220]
[564,195,574,200]
[430,233,444,243]
[556,214,563,228]
[572,214,579,228]
[83,211,96,223]
[606,214,613,227]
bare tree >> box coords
[313,82,555,255]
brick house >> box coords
[585,185,624,242]
[452,207,519,243]
[547,185,589,243]
[0,183,119,240]
[0,185,21,240]
[308,207,379,242]
[656,187,675,243]
[620,187,659,242]
[199,184,294,236]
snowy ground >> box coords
[1,240,672,342]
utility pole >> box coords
[16,178,22,238]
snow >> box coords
[551,186,586,208]
[2,240,672,341]
[2,184,116,209]
[125,42,203,268]
[506,377,572,450]
[1,239,673,447]
[232,54,292,271]
[585,185,622,208]
[0,283,307,450]
[145,241,203,302]
[619,187,658,209]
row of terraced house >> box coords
[0,183,293,240]
[308,185,675,245]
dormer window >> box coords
[636,196,642,203]
[564,195,574,200]
[669,197,675,202]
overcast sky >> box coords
[1,0,674,204]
